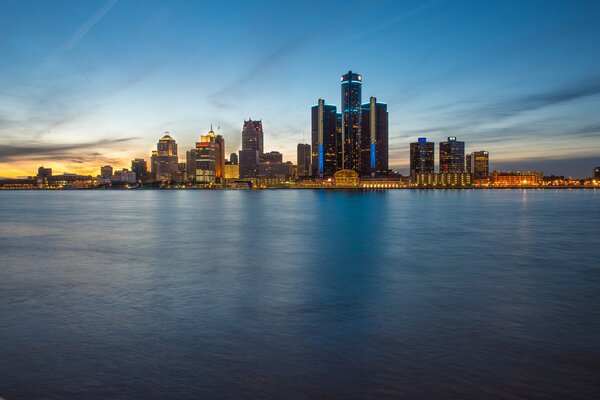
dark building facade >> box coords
[360,97,388,176]
[131,158,148,182]
[593,167,600,180]
[439,137,465,173]
[341,71,362,173]
[261,151,283,164]
[469,151,490,180]
[410,138,435,178]
[311,99,338,177]
[239,149,259,178]
[230,152,238,165]
[242,119,264,155]
[297,143,311,178]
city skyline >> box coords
[1,0,600,178]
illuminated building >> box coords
[440,137,465,173]
[341,71,362,173]
[154,133,179,181]
[593,167,600,180]
[150,151,158,179]
[409,138,434,178]
[336,112,343,169]
[194,128,225,184]
[360,97,388,176]
[37,166,52,179]
[100,165,113,179]
[491,171,543,187]
[242,119,264,155]
[333,169,360,187]
[467,151,489,180]
[131,159,148,182]
[297,143,311,178]
[413,172,473,187]
[239,149,259,178]
[224,164,239,179]
[465,154,472,174]
[311,99,338,177]
[230,152,238,165]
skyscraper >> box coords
[194,128,224,183]
[230,152,238,165]
[410,138,435,178]
[155,133,179,181]
[341,71,362,173]
[239,149,259,178]
[242,119,264,155]
[360,97,388,176]
[131,158,148,182]
[440,137,465,173]
[311,99,338,177]
[100,165,113,179]
[593,167,600,180]
[468,151,490,180]
[297,143,311,178]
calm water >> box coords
[0,190,599,399]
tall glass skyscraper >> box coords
[341,71,362,173]
[410,138,435,178]
[311,99,338,177]
[439,137,465,173]
[360,97,388,176]
[242,119,264,155]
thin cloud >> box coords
[33,0,118,81]
[0,137,136,162]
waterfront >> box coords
[1,190,599,399]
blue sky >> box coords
[1,0,599,177]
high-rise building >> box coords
[467,151,490,180]
[593,167,600,180]
[440,137,465,173]
[259,161,294,179]
[297,143,311,178]
[242,119,264,155]
[410,138,435,178]
[186,149,197,181]
[194,128,225,184]
[100,165,113,179]
[336,112,343,169]
[239,149,259,178]
[230,152,238,165]
[131,159,148,182]
[341,71,362,173]
[154,133,179,181]
[311,99,338,177]
[360,97,388,176]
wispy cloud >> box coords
[0,137,136,162]
[33,0,118,82]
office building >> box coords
[259,161,294,179]
[297,143,311,178]
[100,165,113,179]
[468,151,490,180]
[37,166,52,179]
[593,167,600,180]
[311,99,338,177]
[491,171,543,186]
[360,97,388,176]
[224,164,240,179]
[239,149,259,178]
[113,169,136,184]
[261,151,283,164]
[413,172,473,187]
[230,152,238,165]
[194,128,225,184]
[409,138,435,178]
[440,136,465,173]
[242,119,264,155]
[154,133,179,181]
[131,159,148,182]
[340,71,362,173]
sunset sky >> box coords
[1,0,599,178]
